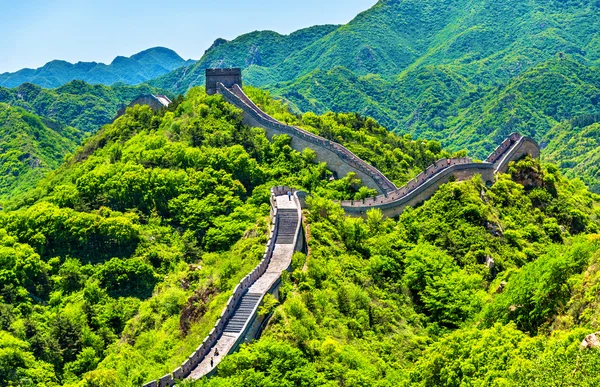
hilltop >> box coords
[0,87,598,386]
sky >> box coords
[0,0,377,73]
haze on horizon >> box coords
[0,0,377,74]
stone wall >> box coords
[223,186,303,355]
[142,189,280,387]
[485,133,521,164]
[218,84,397,194]
[116,95,171,118]
[206,68,242,95]
[342,162,495,218]
[216,82,540,219]
[142,187,303,387]
[339,133,539,218]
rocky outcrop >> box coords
[581,332,600,349]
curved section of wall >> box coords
[215,84,541,220]
[493,135,540,174]
[485,132,522,165]
[218,83,397,194]
[341,162,494,218]
[339,134,540,218]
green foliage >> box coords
[0,103,81,200]
[482,236,600,334]
[0,80,163,133]
[194,338,327,387]
[151,0,600,191]
[1,82,600,386]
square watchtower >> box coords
[206,68,242,95]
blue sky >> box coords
[0,0,377,73]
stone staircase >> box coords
[222,293,262,334]
[143,187,302,387]
[275,209,299,244]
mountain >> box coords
[0,80,167,200]
[0,47,195,89]
[149,25,339,93]
[0,80,162,133]
[543,117,600,192]
[153,0,600,92]
[0,103,81,200]
[0,86,599,386]
[150,0,600,190]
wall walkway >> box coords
[218,84,541,218]
[142,187,302,387]
[141,84,541,386]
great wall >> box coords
[141,69,540,386]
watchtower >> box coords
[206,68,242,95]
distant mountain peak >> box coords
[206,38,229,54]
[0,48,195,89]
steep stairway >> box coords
[143,188,302,387]
[222,293,262,334]
[275,208,299,244]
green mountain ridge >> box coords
[149,25,340,93]
[0,80,165,134]
[0,47,195,89]
[149,0,600,191]
[0,80,168,199]
[0,103,81,201]
[0,87,599,386]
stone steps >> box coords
[222,293,262,334]
[275,209,298,245]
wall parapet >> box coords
[338,133,539,217]
[142,188,283,387]
[218,83,397,194]
[492,134,540,174]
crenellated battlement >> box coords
[214,78,541,218]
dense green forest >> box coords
[0,80,169,200]
[0,86,598,386]
[148,0,600,192]
[0,81,161,133]
[0,47,194,89]
[0,103,81,200]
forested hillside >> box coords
[0,80,169,200]
[151,0,600,192]
[0,81,161,133]
[0,104,81,200]
[0,87,598,386]
[0,47,194,89]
